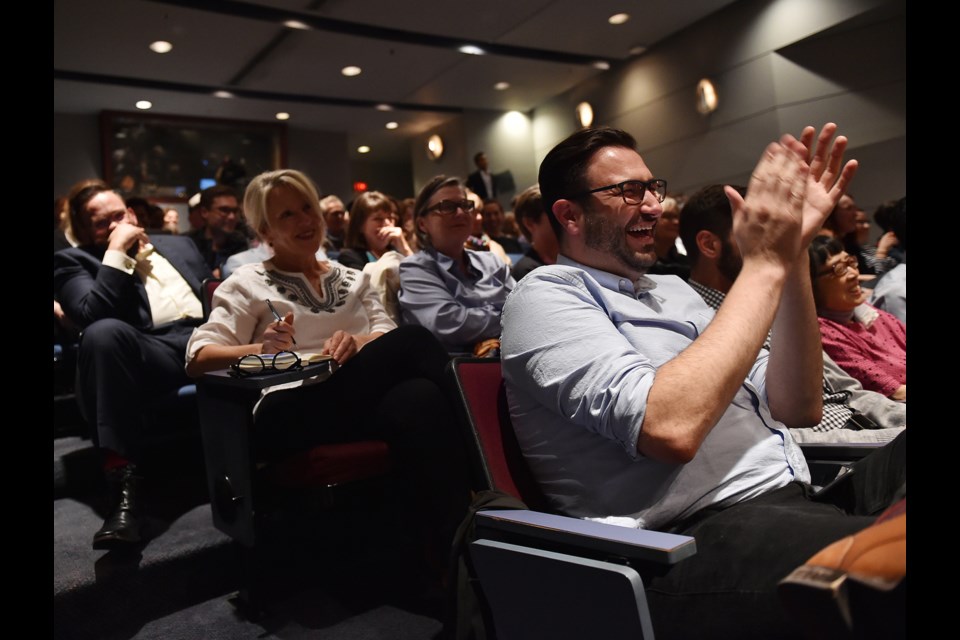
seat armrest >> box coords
[800,442,879,462]
[475,509,696,566]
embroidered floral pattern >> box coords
[258,266,356,314]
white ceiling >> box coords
[54,0,741,161]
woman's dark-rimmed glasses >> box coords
[426,199,476,216]
[230,350,302,376]
[817,254,858,278]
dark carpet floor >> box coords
[54,435,447,640]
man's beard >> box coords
[718,236,744,283]
[583,205,657,272]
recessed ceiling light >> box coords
[385,122,399,130]
[341,66,362,77]
[357,145,371,154]
[494,81,510,91]
[592,61,611,70]
[284,20,311,30]
[629,45,647,56]
[608,13,630,25]
[213,90,234,99]
[149,41,172,54]
[459,45,485,56]
[276,112,291,121]
[375,103,394,111]
[135,100,152,110]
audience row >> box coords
[53,121,905,639]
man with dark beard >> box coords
[681,184,904,444]
[499,125,905,640]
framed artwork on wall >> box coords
[100,111,287,201]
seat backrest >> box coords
[449,357,549,511]
[201,277,223,320]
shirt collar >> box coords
[854,303,879,327]
[432,246,480,277]
[818,303,878,328]
[687,279,726,310]
[557,254,658,298]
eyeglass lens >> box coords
[833,256,857,276]
[433,199,475,215]
[235,351,300,374]
[622,180,667,204]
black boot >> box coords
[93,464,143,549]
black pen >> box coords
[265,298,297,346]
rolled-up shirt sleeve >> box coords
[501,268,658,459]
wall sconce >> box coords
[427,134,444,161]
[576,102,594,128]
[696,78,718,115]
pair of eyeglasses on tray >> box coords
[230,350,302,377]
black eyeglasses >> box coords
[230,350,301,376]
[214,205,241,215]
[425,199,476,216]
[567,179,668,205]
[817,254,858,278]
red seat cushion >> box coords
[268,441,392,488]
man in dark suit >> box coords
[466,151,497,201]
[54,180,212,549]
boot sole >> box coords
[92,530,142,550]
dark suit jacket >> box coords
[466,170,496,200]
[54,235,212,334]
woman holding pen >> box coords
[185,169,469,575]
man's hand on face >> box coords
[108,220,148,254]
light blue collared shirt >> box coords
[869,263,906,325]
[398,247,515,352]
[500,255,809,530]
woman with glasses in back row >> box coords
[398,175,516,354]
[809,235,906,401]
[184,169,469,574]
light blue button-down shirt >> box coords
[399,247,514,352]
[500,255,810,530]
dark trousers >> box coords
[254,325,471,558]
[646,431,906,640]
[76,318,194,461]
